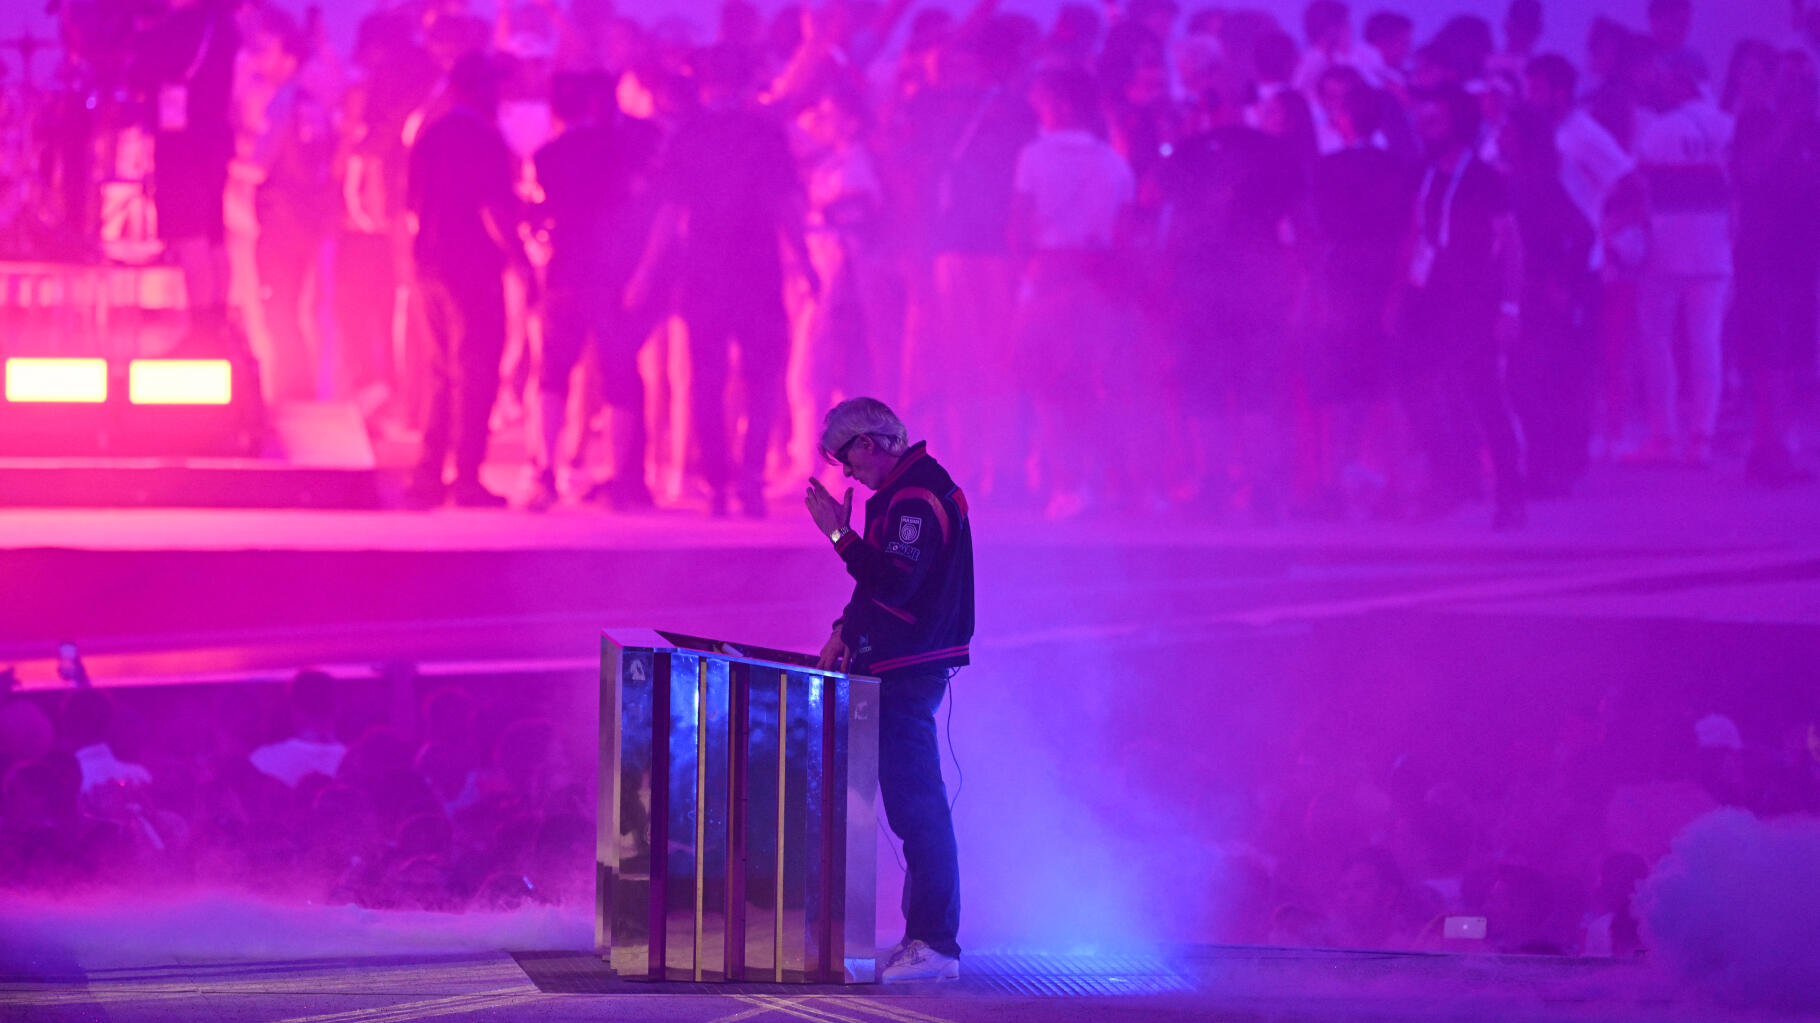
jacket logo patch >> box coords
[886,541,922,560]
[898,516,923,544]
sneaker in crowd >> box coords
[737,483,768,520]
[879,940,959,983]
[616,480,657,511]
[402,474,446,511]
[526,471,560,513]
[584,477,658,512]
[449,481,509,509]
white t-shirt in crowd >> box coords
[250,737,347,788]
[75,743,152,794]
[1635,100,1734,278]
[1556,108,1637,267]
[1634,100,1732,166]
[1013,128,1134,251]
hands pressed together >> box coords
[804,476,853,538]
[805,477,855,671]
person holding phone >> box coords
[803,397,973,982]
[57,642,90,688]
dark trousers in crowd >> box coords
[684,295,788,508]
[542,285,650,489]
[1404,311,1524,513]
[878,669,961,960]
[416,266,505,490]
[1512,281,1597,498]
[543,286,646,412]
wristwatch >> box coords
[829,526,850,545]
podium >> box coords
[597,629,880,983]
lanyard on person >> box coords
[1416,151,1472,249]
[158,15,218,133]
[182,18,219,84]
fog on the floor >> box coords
[5,540,1817,1019]
[1639,808,1820,1012]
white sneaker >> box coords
[879,940,960,983]
[877,938,911,966]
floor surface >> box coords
[0,944,1793,1023]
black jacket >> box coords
[834,443,974,677]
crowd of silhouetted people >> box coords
[1110,667,1820,955]
[104,0,1820,525]
[7,656,1818,956]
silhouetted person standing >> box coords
[405,54,535,508]
[625,46,813,518]
[528,71,661,512]
[1501,105,1595,499]
[1731,49,1820,487]
[138,0,239,354]
[1162,68,1303,521]
[1309,68,1416,512]
[251,18,336,402]
[1401,85,1527,528]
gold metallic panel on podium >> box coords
[598,630,879,984]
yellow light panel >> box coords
[128,360,232,405]
[4,358,109,403]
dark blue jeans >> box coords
[878,668,961,959]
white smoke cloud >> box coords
[1638,808,1820,1012]
[0,893,591,971]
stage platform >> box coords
[0,944,1753,1022]
[0,402,381,510]
[3,457,1818,687]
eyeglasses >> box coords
[824,433,872,468]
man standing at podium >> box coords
[805,398,973,983]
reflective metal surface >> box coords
[843,677,879,983]
[780,669,821,980]
[700,656,731,981]
[802,672,828,981]
[778,670,809,979]
[742,668,780,980]
[725,660,750,981]
[602,642,655,977]
[664,652,698,980]
[599,631,879,985]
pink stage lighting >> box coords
[4,358,109,403]
[128,360,233,405]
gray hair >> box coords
[819,397,909,460]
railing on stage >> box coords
[597,629,880,984]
